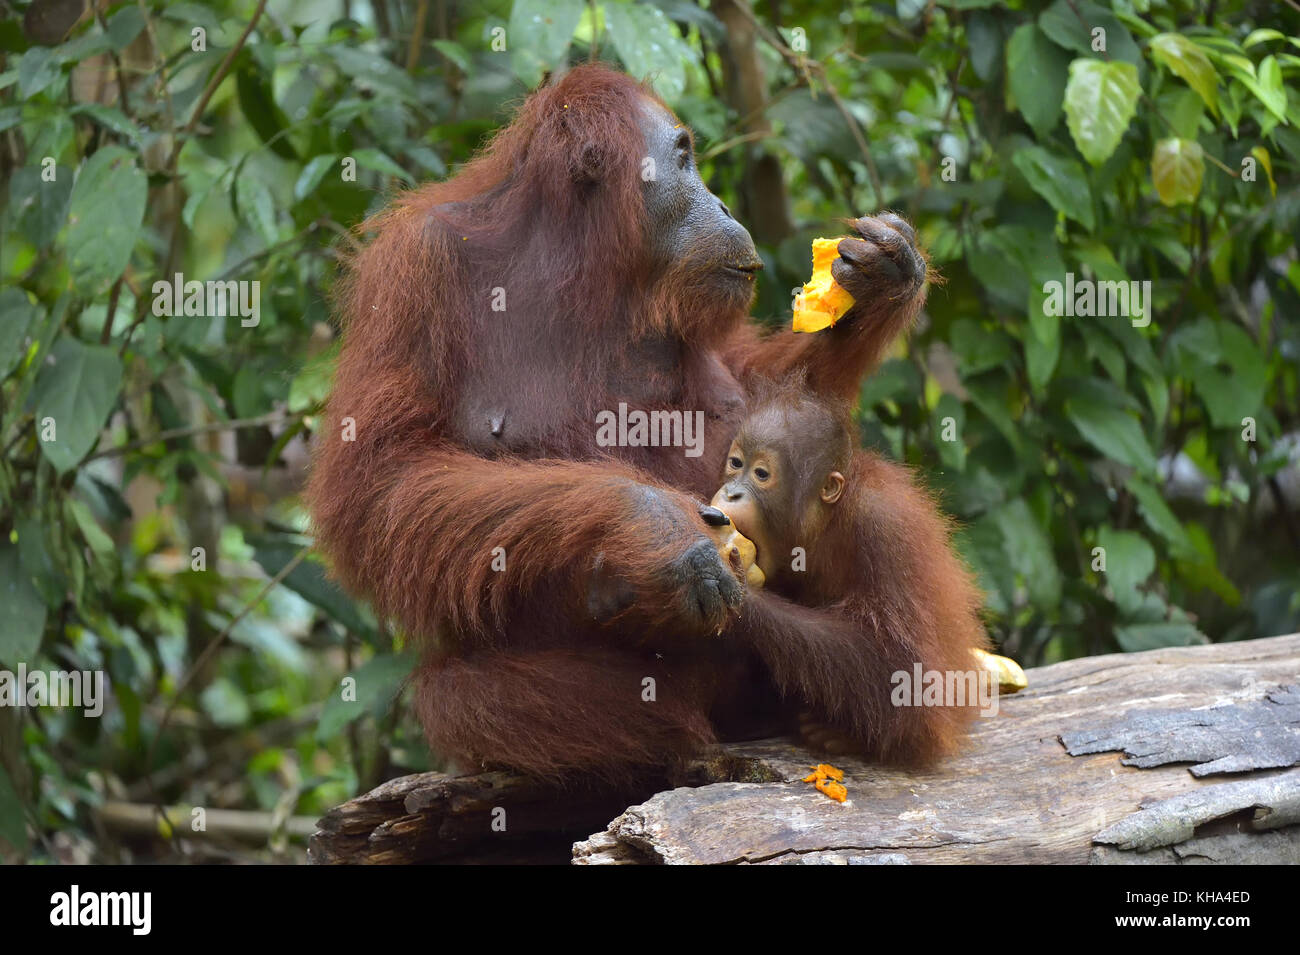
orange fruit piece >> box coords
[792,237,855,333]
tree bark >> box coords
[310,632,1300,865]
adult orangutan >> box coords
[306,64,985,781]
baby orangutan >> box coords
[707,378,1002,761]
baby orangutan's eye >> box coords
[753,466,770,482]
[728,456,743,470]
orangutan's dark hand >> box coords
[829,212,927,311]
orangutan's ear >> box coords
[820,471,845,505]
[570,142,606,185]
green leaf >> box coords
[966,11,1004,82]
[250,538,374,636]
[0,542,45,664]
[1250,145,1276,196]
[1066,400,1157,473]
[1243,29,1285,49]
[67,498,115,563]
[105,5,144,51]
[70,103,142,145]
[317,653,416,742]
[31,338,124,473]
[1025,314,1060,393]
[16,47,60,99]
[294,154,339,201]
[1115,622,1206,651]
[604,0,696,102]
[235,58,298,160]
[8,164,73,248]
[236,175,277,244]
[0,288,39,379]
[1127,477,1194,556]
[1038,0,1141,65]
[1006,23,1069,139]
[1095,526,1154,614]
[508,0,584,89]
[1242,55,1287,121]
[1011,145,1094,230]
[1064,59,1140,165]
[352,148,414,183]
[432,39,472,73]
[1149,33,1219,115]
[993,499,1062,610]
[64,146,147,294]
[1151,137,1204,205]
[1169,319,1266,428]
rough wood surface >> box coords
[1061,684,1300,775]
[311,632,1300,865]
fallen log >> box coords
[310,632,1300,864]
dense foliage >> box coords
[1,0,1296,860]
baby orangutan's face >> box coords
[709,420,844,583]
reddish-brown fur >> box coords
[724,380,990,765]
[307,64,980,781]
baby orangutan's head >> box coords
[710,380,852,585]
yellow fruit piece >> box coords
[803,763,848,802]
[714,518,765,589]
[815,777,848,803]
[792,237,856,333]
[973,648,1028,694]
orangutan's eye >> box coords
[753,466,770,482]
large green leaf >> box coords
[1095,526,1154,615]
[1006,23,1069,139]
[1151,138,1204,205]
[993,499,1062,610]
[508,0,584,89]
[316,653,416,742]
[16,47,61,99]
[64,145,146,294]
[1038,0,1141,65]
[1011,145,1094,230]
[1169,319,1267,428]
[1232,54,1287,121]
[235,56,298,160]
[1066,400,1157,473]
[604,0,696,102]
[30,338,124,473]
[966,11,1005,82]
[1149,33,1219,115]
[0,542,45,664]
[250,538,374,636]
[1064,59,1140,165]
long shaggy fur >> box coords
[307,64,984,781]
